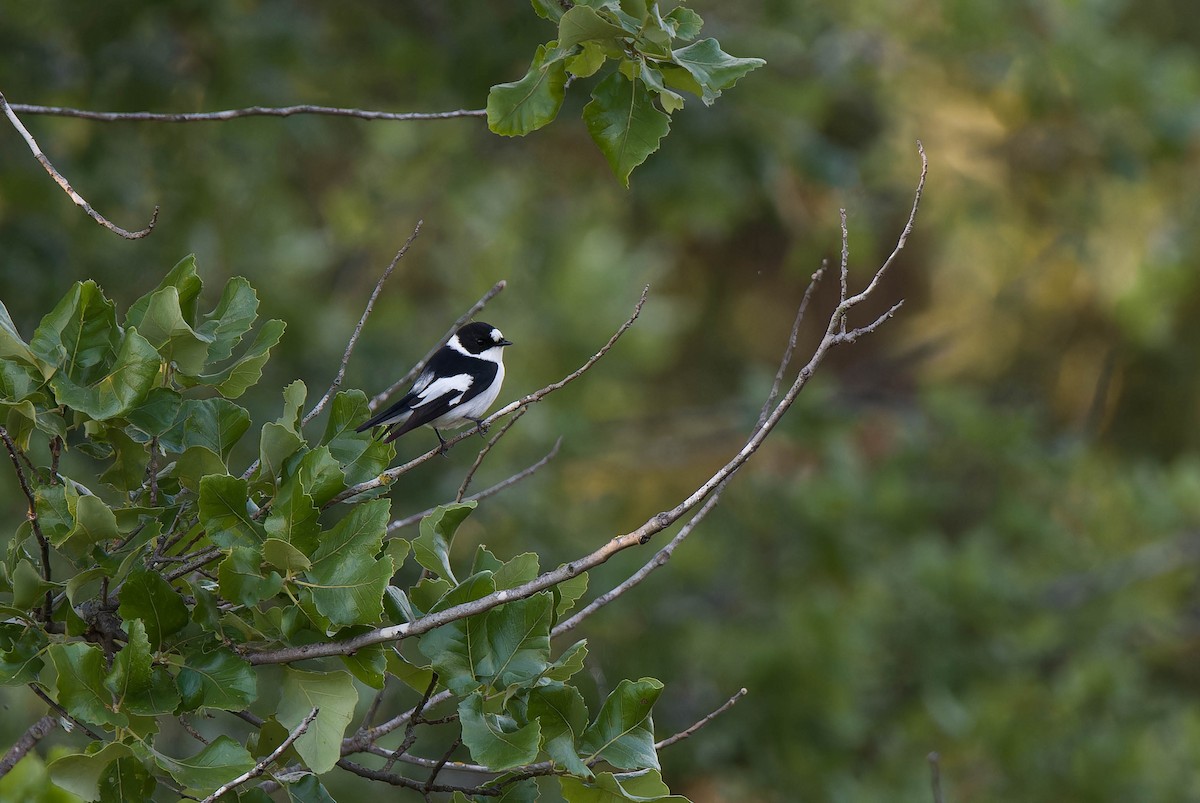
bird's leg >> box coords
[467,417,489,437]
[434,428,450,457]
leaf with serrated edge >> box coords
[413,502,476,583]
[487,44,569,136]
[669,38,765,106]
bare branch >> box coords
[0,715,58,779]
[201,708,317,803]
[369,280,508,412]
[244,143,926,667]
[163,546,223,582]
[29,685,103,741]
[456,408,527,502]
[335,758,501,796]
[833,300,905,344]
[0,425,53,620]
[757,261,826,431]
[387,438,561,534]
[838,208,850,334]
[335,285,648,506]
[654,688,747,751]
[928,751,944,803]
[1,90,158,239]
[304,221,423,426]
[10,102,487,124]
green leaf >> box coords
[265,479,321,555]
[546,639,589,682]
[60,494,120,554]
[199,474,264,548]
[559,769,688,802]
[306,556,393,630]
[664,7,702,41]
[181,318,286,398]
[173,446,228,493]
[177,647,258,712]
[259,422,305,483]
[568,41,609,78]
[53,329,161,422]
[341,642,388,689]
[479,592,553,689]
[48,641,126,727]
[195,276,260,364]
[125,387,183,436]
[219,545,284,607]
[459,691,541,770]
[279,380,307,432]
[30,280,119,384]
[279,668,358,773]
[555,570,590,617]
[12,559,53,610]
[0,625,46,685]
[414,502,476,583]
[34,483,74,543]
[669,38,765,105]
[417,572,498,695]
[160,398,251,458]
[0,298,39,367]
[530,0,566,21]
[487,44,569,136]
[98,756,156,803]
[105,618,151,710]
[150,735,255,796]
[284,774,338,803]
[638,63,685,113]
[291,446,345,508]
[132,286,211,374]
[311,498,389,566]
[529,682,591,776]
[47,741,136,801]
[321,390,393,486]
[558,5,627,49]
[494,552,540,589]
[583,72,671,187]
[385,650,436,693]
[263,538,312,574]
[127,254,204,330]
[97,426,149,492]
[117,568,189,649]
[580,678,663,770]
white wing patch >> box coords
[413,374,473,409]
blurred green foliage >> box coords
[2,0,1200,800]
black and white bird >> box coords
[357,321,512,451]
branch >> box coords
[456,408,527,502]
[29,685,103,741]
[334,285,648,506]
[335,758,501,796]
[368,280,508,412]
[199,707,318,803]
[0,715,58,779]
[1,90,158,239]
[654,688,747,751]
[302,222,423,427]
[9,102,487,124]
[387,438,561,534]
[245,142,927,667]
[0,425,53,621]
[928,751,944,803]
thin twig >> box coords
[368,280,508,413]
[336,758,502,796]
[303,221,423,427]
[422,736,463,793]
[456,408,527,502]
[10,102,487,124]
[337,285,648,506]
[654,688,748,750]
[29,685,103,741]
[757,263,826,431]
[838,207,850,334]
[1,90,158,239]
[0,715,58,779]
[928,751,944,803]
[245,142,927,667]
[199,707,318,803]
[388,438,561,534]
[0,425,53,621]
[178,717,211,746]
[163,546,223,582]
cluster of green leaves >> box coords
[487,0,764,185]
[0,258,682,802]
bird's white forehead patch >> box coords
[490,328,504,342]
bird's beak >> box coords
[498,338,514,347]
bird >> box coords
[357,321,513,452]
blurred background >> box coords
[3,1,1200,800]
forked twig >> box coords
[198,707,318,803]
